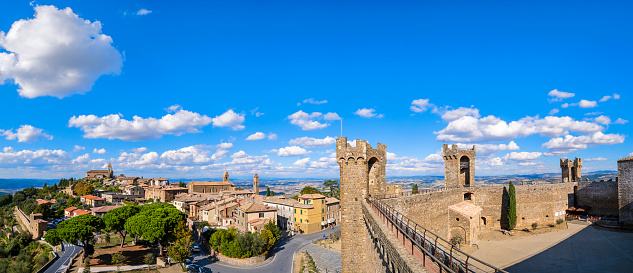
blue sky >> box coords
[0,0,631,179]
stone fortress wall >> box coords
[577,178,619,217]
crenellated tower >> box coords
[443,144,476,188]
[336,137,387,272]
[560,158,582,183]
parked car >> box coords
[187,264,207,273]
[192,244,200,252]
[186,259,193,265]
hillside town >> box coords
[0,164,341,273]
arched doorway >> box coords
[481,217,487,227]
[573,185,578,207]
[368,157,378,196]
[571,167,577,182]
[460,156,471,187]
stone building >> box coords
[187,181,236,194]
[235,202,277,233]
[262,197,297,231]
[253,173,260,195]
[325,197,341,226]
[618,156,633,226]
[80,195,105,207]
[86,163,113,179]
[145,186,189,203]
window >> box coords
[322,209,324,213]
[300,219,303,223]
[322,200,324,204]
[301,210,303,215]
[259,212,264,218]
[294,209,296,213]
[322,217,324,221]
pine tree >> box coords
[508,181,517,230]
[412,184,419,194]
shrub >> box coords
[450,234,464,246]
[531,223,538,230]
[556,218,564,225]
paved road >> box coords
[191,226,341,273]
[44,242,82,273]
[299,243,341,273]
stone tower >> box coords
[107,162,113,178]
[618,156,633,226]
[443,144,476,188]
[223,170,229,183]
[560,158,582,183]
[253,173,260,195]
[336,137,386,273]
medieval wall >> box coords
[577,179,619,217]
[619,158,633,226]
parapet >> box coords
[336,137,386,162]
[442,144,476,160]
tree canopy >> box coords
[412,184,419,194]
[74,182,94,196]
[102,205,141,247]
[45,214,104,257]
[300,186,321,195]
[508,181,517,230]
[125,204,186,256]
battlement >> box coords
[561,157,582,183]
[560,157,582,168]
[442,144,476,188]
[336,137,387,162]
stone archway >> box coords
[460,156,471,187]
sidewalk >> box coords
[78,265,153,273]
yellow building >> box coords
[293,194,328,234]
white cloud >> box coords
[561,103,570,108]
[599,93,620,102]
[1,125,52,142]
[288,111,328,130]
[136,9,152,15]
[277,146,310,157]
[549,109,559,115]
[614,118,628,124]
[502,151,542,161]
[250,107,264,117]
[0,5,123,98]
[410,99,431,113]
[0,147,67,165]
[302,98,328,105]
[578,100,598,108]
[423,152,443,163]
[293,158,310,167]
[212,110,245,130]
[386,152,443,173]
[441,107,480,121]
[289,136,336,148]
[268,133,278,140]
[436,115,603,142]
[132,147,147,153]
[593,115,611,125]
[69,109,212,141]
[548,89,575,102]
[73,145,85,152]
[229,150,270,165]
[457,141,520,157]
[585,111,603,116]
[323,112,341,121]
[246,132,266,141]
[160,145,212,165]
[211,143,234,161]
[72,153,90,164]
[585,157,608,161]
[542,132,625,155]
[165,104,182,113]
[93,148,106,154]
[354,108,383,118]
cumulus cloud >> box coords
[69,109,212,141]
[502,151,542,161]
[160,145,212,165]
[289,136,336,148]
[323,112,341,121]
[0,146,67,165]
[1,125,52,142]
[288,111,328,130]
[229,150,270,165]
[410,99,431,113]
[0,5,123,98]
[136,9,152,15]
[386,152,443,173]
[436,115,603,142]
[593,115,611,125]
[549,109,559,115]
[542,132,625,155]
[441,107,480,121]
[72,153,90,164]
[277,146,310,157]
[578,100,598,108]
[354,108,383,118]
[73,145,85,152]
[165,104,182,113]
[268,133,278,140]
[250,107,264,117]
[599,93,620,102]
[456,141,520,157]
[548,89,575,102]
[132,147,147,153]
[93,148,106,154]
[302,98,328,105]
[614,118,628,124]
[212,110,245,130]
[246,132,266,141]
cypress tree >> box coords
[412,184,419,194]
[508,181,517,230]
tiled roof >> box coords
[81,195,105,201]
[263,197,298,207]
[448,201,482,218]
[73,209,91,216]
[87,170,110,173]
[64,206,77,212]
[188,181,234,186]
[299,194,326,199]
[325,197,339,204]
[91,205,122,213]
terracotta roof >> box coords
[618,156,633,162]
[188,181,234,186]
[263,197,298,207]
[299,194,326,199]
[325,197,339,204]
[248,218,267,224]
[64,206,77,212]
[36,199,56,205]
[73,209,91,216]
[448,201,482,218]
[91,205,122,213]
[81,195,105,201]
[243,202,277,213]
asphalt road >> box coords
[191,226,341,273]
[44,242,82,273]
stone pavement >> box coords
[470,221,633,273]
[299,243,342,273]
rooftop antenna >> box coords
[340,119,343,137]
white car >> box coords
[192,245,200,252]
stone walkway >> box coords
[78,264,153,272]
[470,221,633,273]
[299,243,342,273]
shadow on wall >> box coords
[500,186,509,230]
[504,223,633,273]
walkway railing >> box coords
[366,196,508,273]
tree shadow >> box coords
[500,186,509,230]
